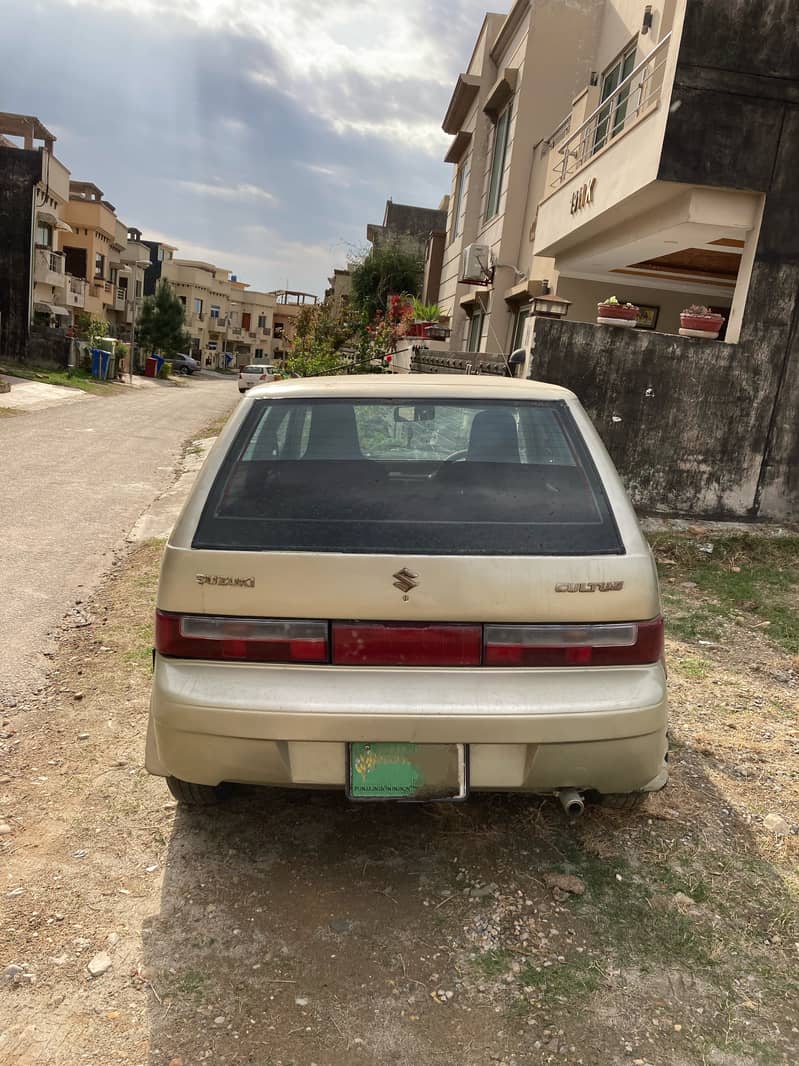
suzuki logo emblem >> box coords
[393,568,419,594]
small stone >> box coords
[52,954,69,966]
[73,849,88,859]
[6,887,24,898]
[78,733,90,740]
[54,913,65,921]
[680,581,698,589]
[470,883,498,899]
[214,1016,226,1025]
[763,813,790,836]
[3,964,26,984]
[87,951,112,977]
[295,997,309,1007]
[169,1058,184,1066]
[107,932,120,946]
[329,918,354,934]
[73,693,84,701]
[672,892,697,910]
[0,823,12,835]
[545,873,585,896]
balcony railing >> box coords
[551,32,672,187]
[114,287,126,310]
[34,249,66,286]
[66,275,87,308]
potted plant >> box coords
[597,296,639,326]
[679,305,725,339]
[405,298,441,338]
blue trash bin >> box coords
[90,348,109,379]
[154,355,165,376]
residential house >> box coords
[0,112,75,358]
[269,290,319,361]
[324,268,353,315]
[435,0,799,519]
[367,200,449,253]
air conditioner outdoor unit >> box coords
[460,243,491,284]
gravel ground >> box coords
[0,525,796,1066]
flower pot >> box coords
[405,320,433,338]
[679,312,724,339]
[597,303,639,327]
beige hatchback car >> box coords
[146,375,667,812]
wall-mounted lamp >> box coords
[589,71,599,86]
[642,5,653,34]
[531,293,572,319]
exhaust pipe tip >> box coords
[557,788,585,818]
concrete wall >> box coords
[530,316,780,516]
[656,0,799,516]
[0,147,41,360]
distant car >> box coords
[146,375,667,812]
[239,364,276,393]
[171,353,199,376]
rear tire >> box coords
[166,775,228,806]
[597,792,648,811]
[238,388,246,394]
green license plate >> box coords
[348,742,467,801]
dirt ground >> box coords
[1,530,797,1066]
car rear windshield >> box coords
[193,397,623,555]
[243,365,268,374]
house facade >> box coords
[435,0,799,519]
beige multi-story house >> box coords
[439,0,767,363]
[269,290,319,361]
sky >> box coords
[1,0,494,295]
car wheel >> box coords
[238,388,246,394]
[178,366,190,375]
[597,792,648,811]
[166,775,229,806]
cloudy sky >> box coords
[1,0,494,294]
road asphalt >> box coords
[0,372,236,704]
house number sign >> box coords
[570,178,596,214]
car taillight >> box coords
[483,618,664,667]
[155,611,328,663]
[332,623,482,666]
[260,373,268,380]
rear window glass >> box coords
[243,365,268,374]
[194,398,623,555]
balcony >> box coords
[91,280,114,305]
[114,287,126,311]
[66,275,87,309]
[547,33,672,190]
[34,249,66,290]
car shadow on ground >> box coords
[141,754,798,1066]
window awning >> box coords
[34,301,54,313]
[444,130,473,165]
[36,208,59,226]
[483,68,518,119]
[459,287,491,309]
[52,306,70,316]
[442,74,481,134]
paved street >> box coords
[0,373,235,704]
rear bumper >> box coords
[146,656,668,793]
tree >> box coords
[349,238,425,320]
[136,281,190,358]
[283,302,355,378]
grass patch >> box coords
[0,361,123,395]
[518,955,601,1003]
[473,949,512,977]
[650,533,799,652]
[673,656,713,679]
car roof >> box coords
[246,374,576,400]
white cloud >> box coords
[178,179,276,203]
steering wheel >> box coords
[441,449,469,464]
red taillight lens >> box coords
[155,611,328,663]
[484,618,664,667]
[260,373,268,380]
[332,623,482,666]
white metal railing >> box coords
[551,32,672,187]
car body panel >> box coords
[238,364,276,391]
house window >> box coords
[450,165,465,242]
[210,305,220,319]
[157,247,164,262]
[110,267,118,285]
[135,280,143,299]
[466,310,483,352]
[511,307,529,352]
[178,295,187,307]
[194,298,203,314]
[273,323,285,339]
[207,341,218,351]
[258,315,267,329]
[255,348,263,359]
[485,104,511,220]
[36,221,53,248]
[94,252,105,279]
[594,40,637,151]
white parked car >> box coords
[238,363,276,393]
[146,375,667,812]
